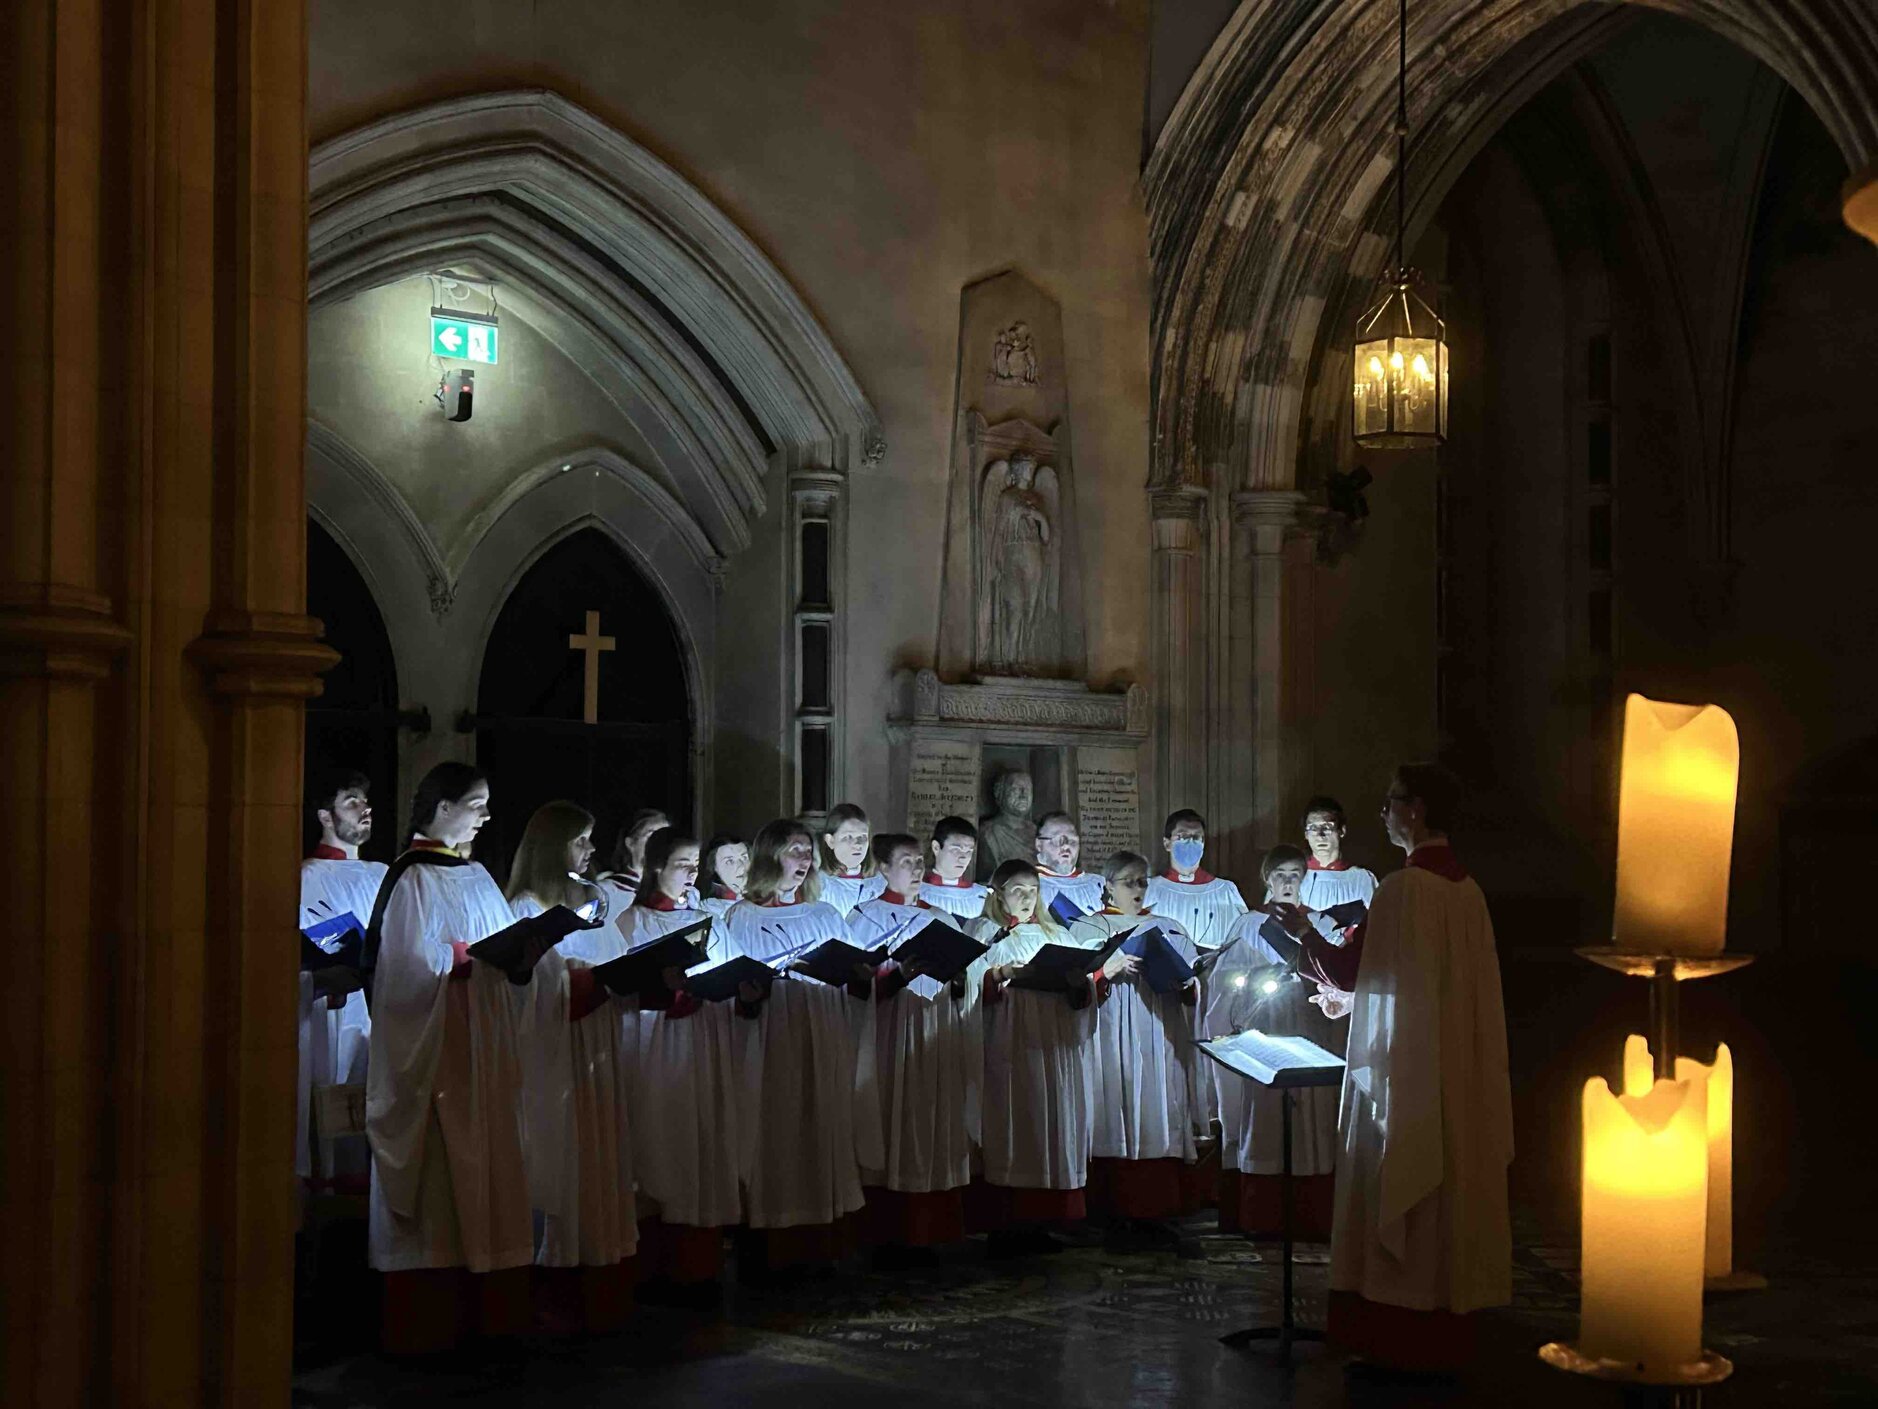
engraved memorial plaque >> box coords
[905,737,982,844]
[1075,745,1142,865]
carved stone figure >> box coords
[977,770,1037,878]
[977,451,1059,674]
[990,320,1039,385]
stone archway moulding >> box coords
[310,88,884,478]
[1139,0,1878,881]
[1145,0,1878,497]
[308,89,886,821]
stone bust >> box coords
[977,769,1037,878]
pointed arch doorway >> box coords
[470,526,692,884]
[304,519,402,862]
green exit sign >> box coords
[431,313,499,364]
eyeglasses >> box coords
[1303,823,1340,836]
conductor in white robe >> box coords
[1285,763,1513,1373]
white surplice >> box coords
[1300,861,1379,917]
[818,870,887,918]
[724,900,882,1227]
[513,894,638,1269]
[1038,869,1105,918]
[973,919,1098,1191]
[1330,857,1513,1313]
[919,876,989,924]
[1142,872,1248,951]
[697,890,740,921]
[848,897,987,1193]
[1145,871,1249,1123]
[1069,912,1200,1162]
[1206,909,1340,1177]
[366,856,534,1273]
[297,856,384,1182]
[621,902,749,1229]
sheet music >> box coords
[1197,1028,1345,1089]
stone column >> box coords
[1,2,328,1403]
[1149,487,1210,835]
[1221,490,1307,884]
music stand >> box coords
[1199,1029,1346,1365]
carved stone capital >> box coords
[789,469,841,518]
[1231,489,1312,557]
[1151,486,1209,552]
[0,584,135,681]
[187,610,340,699]
[1150,486,1209,520]
[1230,488,1308,527]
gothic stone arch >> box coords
[1141,0,1878,877]
[307,90,884,824]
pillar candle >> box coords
[1622,1035,1734,1277]
[1612,695,1739,957]
[1580,1075,1709,1373]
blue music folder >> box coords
[1121,925,1195,995]
[1048,892,1089,928]
[301,912,363,971]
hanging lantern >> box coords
[1353,273,1448,447]
[1352,0,1449,450]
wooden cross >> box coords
[567,609,616,724]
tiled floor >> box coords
[292,1212,1878,1407]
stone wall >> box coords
[307,0,1156,834]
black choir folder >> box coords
[1197,1030,1344,1089]
[685,956,776,1003]
[1007,926,1133,993]
[891,918,988,985]
[1320,900,1368,930]
[591,918,713,997]
[466,904,598,980]
[792,939,889,987]
[1120,925,1195,994]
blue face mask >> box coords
[1171,838,1205,873]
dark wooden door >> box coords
[471,527,691,884]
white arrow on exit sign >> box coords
[431,313,499,365]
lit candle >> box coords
[1621,1035,1734,1278]
[1612,695,1739,957]
[1580,1075,1708,1373]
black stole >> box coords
[362,847,472,978]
